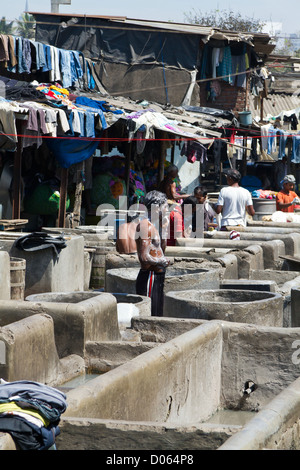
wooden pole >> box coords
[158,131,166,185]
[58,167,68,228]
[125,142,132,198]
[241,133,248,177]
[72,162,84,228]
[12,120,23,219]
[171,141,175,164]
[260,80,267,123]
[260,95,264,122]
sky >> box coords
[1,0,299,35]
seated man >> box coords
[193,186,217,232]
[158,165,190,204]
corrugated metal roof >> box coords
[29,11,272,43]
[249,93,300,119]
[114,18,214,36]
[29,11,127,20]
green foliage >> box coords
[0,17,15,35]
[184,8,265,33]
[15,13,35,39]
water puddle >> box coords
[58,374,101,391]
[206,409,257,426]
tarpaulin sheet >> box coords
[46,137,98,169]
[34,15,200,70]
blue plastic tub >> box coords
[238,111,252,126]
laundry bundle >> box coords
[0,379,67,450]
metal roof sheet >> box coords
[249,93,300,120]
[29,11,272,42]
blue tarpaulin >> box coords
[46,138,99,169]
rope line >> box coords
[2,133,298,142]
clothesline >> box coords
[1,132,299,142]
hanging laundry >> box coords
[267,126,277,156]
[234,135,244,160]
[29,40,46,71]
[59,49,84,89]
[251,137,259,161]
[284,113,299,130]
[230,43,247,88]
[216,46,233,85]
[0,98,21,151]
[260,123,272,159]
[277,129,288,159]
[76,96,115,130]
[71,51,84,85]
[7,36,18,73]
[291,134,300,164]
[49,46,61,82]
[22,38,32,74]
[180,140,207,163]
[42,44,52,73]
[199,44,210,80]
[212,48,223,78]
[0,35,9,62]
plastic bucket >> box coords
[238,111,252,126]
[252,198,276,220]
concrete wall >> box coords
[220,322,300,411]
[0,314,85,385]
[57,319,300,450]
[203,232,300,257]
[164,289,283,326]
[106,266,222,295]
[0,233,85,296]
[291,288,300,327]
[131,316,207,343]
[0,292,120,358]
[106,252,238,282]
[57,417,235,451]
[2,313,300,449]
[0,251,10,300]
[64,322,223,424]
[173,237,292,272]
[228,245,264,278]
[219,377,300,450]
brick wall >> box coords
[199,79,250,115]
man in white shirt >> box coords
[215,169,255,230]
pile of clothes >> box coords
[0,379,67,450]
[251,189,277,199]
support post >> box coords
[125,142,132,200]
[72,162,84,228]
[58,168,68,228]
[158,131,167,186]
[12,120,23,219]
